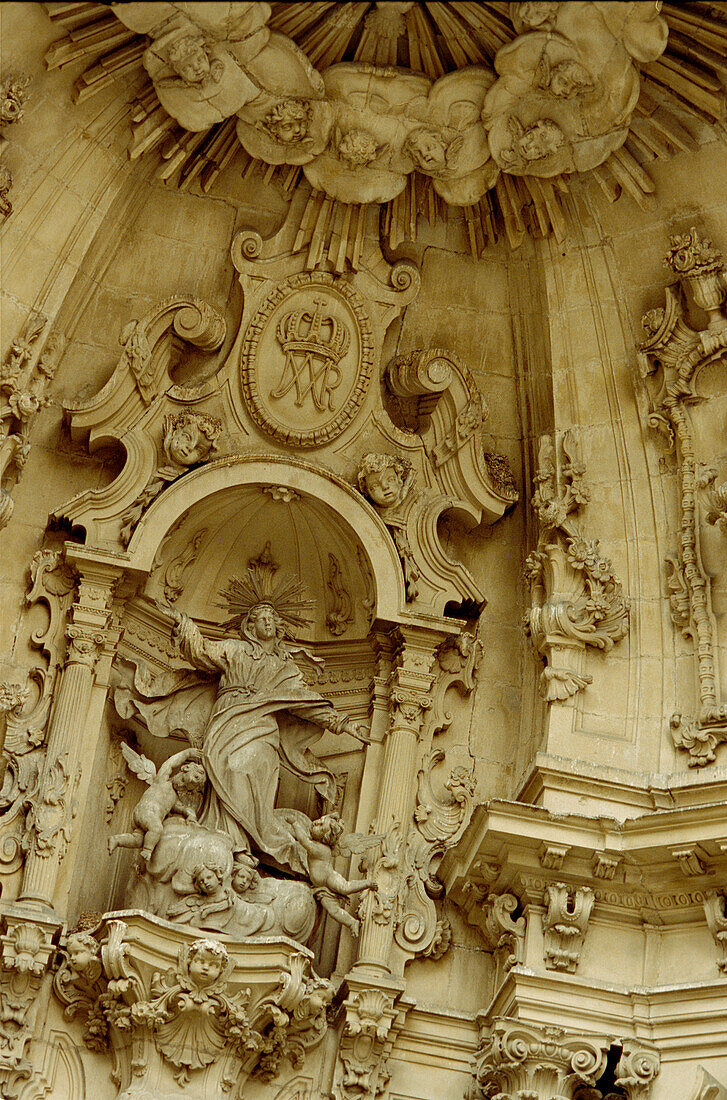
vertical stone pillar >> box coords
[354,624,445,978]
[18,554,120,914]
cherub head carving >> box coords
[185,938,230,990]
[404,127,452,174]
[537,58,594,99]
[162,411,221,468]
[231,851,259,895]
[309,811,345,848]
[357,453,413,510]
[190,853,228,897]
[167,34,222,86]
[501,117,566,167]
[172,760,207,798]
[260,98,312,144]
[65,931,101,979]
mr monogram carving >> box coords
[240,273,374,448]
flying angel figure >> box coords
[108,744,206,861]
[284,811,383,936]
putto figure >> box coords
[284,811,380,936]
[357,452,413,511]
[108,745,206,860]
[119,546,369,876]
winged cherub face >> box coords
[406,127,448,171]
[188,944,225,988]
[310,813,344,846]
[173,762,207,794]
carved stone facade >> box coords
[1,4,727,1098]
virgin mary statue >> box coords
[115,553,362,875]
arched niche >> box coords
[126,454,409,635]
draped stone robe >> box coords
[127,616,343,875]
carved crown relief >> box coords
[56,233,515,622]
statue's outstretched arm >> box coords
[169,610,227,674]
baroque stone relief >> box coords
[52,913,334,1096]
[637,227,727,766]
[525,429,628,701]
[472,1017,661,1100]
[56,228,515,620]
[61,2,669,210]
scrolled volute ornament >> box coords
[525,430,628,702]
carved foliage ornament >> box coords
[472,1017,660,1100]
[638,227,727,765]
[525,430,628,701]
[240,272,374,448]
[52,920,334,1092]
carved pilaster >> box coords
[638,227,727,766]
[355,626,442,978]
[18,554,122,912]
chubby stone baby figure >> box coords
[109,746,206,861]
[186,939,229,991]
[286,812,378,936]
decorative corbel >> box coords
[0,906,59,1089]
[54,296,226,546]
[542,882,594,973]
[332,979,409,1100]
[52,916,334,1094]
[467,892,526,987]
[525,430,628,702]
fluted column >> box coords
[354,624,445,978]
[19,554,121,913]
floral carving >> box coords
[0,164,11,219]
[0,314,60,530]
[0,74,30,125]
[472,1017,660,1100]
[525,430,628,701]
[326,552,354,636]
[703,891,727,975]
[638,228,727,765]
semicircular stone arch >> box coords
[127,453,409,634]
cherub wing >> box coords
[336,831,386,857]
[121,742,157,786]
